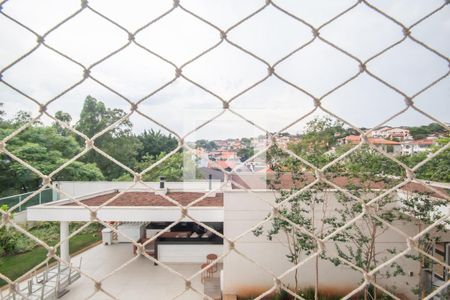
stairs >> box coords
[1,260,82,300]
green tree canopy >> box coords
[0,103,5,121]
[75,96,141,180]
[412,137,450,182]
[114,152,200,182]
[0,125,104,196]
[195,139,217,151]
[12,111,34,126]
[53,111,73,136]
[137,129,178,161]
[409,123,446,140]
[288,117,347,168]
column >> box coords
[60,221,70,263]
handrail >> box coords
[0,188,52,201]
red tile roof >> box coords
[208,160,237,170]
[409,139,434,145]
[65,192,223,207]
[219,151,237,159]
[345,135,400,145]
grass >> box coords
[0,232,100,287]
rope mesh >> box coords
[0,0,449,299]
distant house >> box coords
[213,140,228,150]
[385,127,411,141]
[401,138,435,155]
[21,178,450,300]
[208,159,237,172]
[219,151,238,160]
[194,148,209,168]
[344,135,402,155]
[230,139,242,150]
[369,126,392,138]
[275,135,301,149]
[370,127,411,141]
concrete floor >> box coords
[62,243,208,300]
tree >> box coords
[133,151,199,182]
[75,96,141,180]
[343,145,403,178]
[241,137,252,146]
[255,145,330,299]
[394,192,448,298]
[324,188,405,300]
[137,129,178,161]
[54,111,72,124]
[0,125,104,195]
[253,186,332,297]
[58,162,105,181]
[298,117,346,151]
[0,204,22,256]
[95,134,141,180]
[289,117,346,168]
[76,96,132,138]
[412,137,450,183]
[53,111,73,136]
[109,151,201,182]
[12,111,33,126]
[195,139,217,151]
[257,117,434,299]
[237,146,254,162]
[409,123,446,140]
[0,103,5,121]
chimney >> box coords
[159,176,165,189]
[208,174,212,190]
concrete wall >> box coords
[222,190,428,299]
[12,211,27,224]
[53,180,224,199]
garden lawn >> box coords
[0,233,100,287]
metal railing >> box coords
[0,189,53,212]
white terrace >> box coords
[60,243,211,300]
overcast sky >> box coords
[0,0,449,140]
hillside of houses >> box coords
[193,123,449,178]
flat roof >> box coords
[230,173,449,199]
[27,190,225,222]
[63,191,223,207]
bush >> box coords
[0,221,102,257]
[0,228,20,256]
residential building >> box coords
[21,178,450,300]
[344,135,402,155]
[369,126,392,138]
[369,127,411,141]
[401,138,435,155]
[194,148,209,168]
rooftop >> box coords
[63,191,223,207]
[407,139,435,145]
[231,173,449,199]
[345,135,401,145]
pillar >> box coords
[60,221,70,263]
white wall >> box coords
[222,190,428,299]
[12,211,27,224]
[27,205,224,222]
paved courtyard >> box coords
[62,243,206,300]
